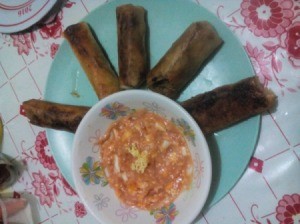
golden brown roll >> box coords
[181,76,277,134]
[22,99,90,132]
[147,21,223,99]
[117,4,149,89]
[22,77,277,134]
[64,22,120,99]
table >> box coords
[0,0,299,223]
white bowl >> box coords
[72,90,212,224]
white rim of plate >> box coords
[0,0,57,33]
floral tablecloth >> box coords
[0,0,299,223]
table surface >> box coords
[0,0,299,223]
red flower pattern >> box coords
[35,131,58,170]
[65,1,76,8]
[11,34,32,55]
[276,194,300,224]
[241,0,294,38]
[74,201,87,218]
[50,43,60,59]
[286,22,300,59]
[32,171,54,207]
[59,173,77,196]
[249,157,264,173]
[245,41,271,85]
[39,11,63,39]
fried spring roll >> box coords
[147,21,223,99]
[22,99,90,132]
[117,4,148,89]
[181,77,277,134]
[22,78,276,134]
[64,22,120,99]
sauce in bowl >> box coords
[99,109,193,210]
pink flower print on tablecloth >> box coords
[62,181,76,196]
[276,193,300,224]
[60,174,77,196]
[286,24,300,59]
[74,201,87,218]
[32,171,54,207]
[285,22,300,67]
[65,1,76,8]
[245,41,271,85]
[39,11,63,39]
[241,0,294,38]
[50,43,60,59]
[249,157,264,173]
[11,33,32,55]
[35,131,58,170]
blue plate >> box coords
[44,0,259,207]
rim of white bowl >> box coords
[72,89,212,224]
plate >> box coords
[0,0,57,33]
[45,0,259,207]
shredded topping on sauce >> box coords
[127,144,148,173]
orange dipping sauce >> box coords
[99,109,193,210]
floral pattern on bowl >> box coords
[79,156,108,186]
[72,90,212,224]
[100,101,133,120]
[150,203,179,224]
[172,118,196,146]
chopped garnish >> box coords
[121,173,128,181]
[114,155,120,173]
[127,144,148,173]
[161,140,170,150]
[155,122,165,131]
[128,144,140,157]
